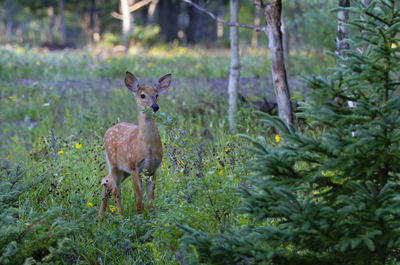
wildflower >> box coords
[58,150,63,154]
[107,59,112,64]
[5,155,10,160]
[36,61,40,66]
[135,65,139,71]
[225,147,231,153]
[275,134,280,143]
[194,64,201,69]
[168,87,173,92]
[38,136,42,143]
[146,62,154,68]
[9,96,15,102]
[109,205,116,212]
[88,202,93,208]
[8,62,12,67]
[218,169,223,175]
[76,142,82,149]
[93,59,99,65]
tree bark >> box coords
[228,0,240,132]
[335,0,350,60]
[281,8,289,60]
[58,0,66,44]
[264,0,294,126]
[120,0,132,52]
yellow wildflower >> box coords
[218,169,223,175]
[275,134,280,143]
[109,205,116,212]
[107,59,112,64]
[225,147,231,153]
[76,142,82,149]
[8,62,12,67]
[9,96,15,102]
[194,64,201,69]
[168,87,173,92]
[146,62,154,68]
[58,150,63,154]
[36,61,40,66]
[5,155,10,160]
[38,136,42,143]
[87,202,93,208]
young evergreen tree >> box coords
[179,1,400,264]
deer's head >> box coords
[125,72,172,113]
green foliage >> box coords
[179,1,400,264]
[130,25,161,46]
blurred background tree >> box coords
[0,0,337,51]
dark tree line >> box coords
[0,0,337,51]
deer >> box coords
[99,72,171,218]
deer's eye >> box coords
[140,94,146,99]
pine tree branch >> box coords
[182,0,266,32]
[364,11,390,26]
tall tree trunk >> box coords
[251,6,261,47]
[48,0,55,42]
[264,0,293,126]
[147,0,159,24]
[186,0,199,44]
[335,0,352,108]
[228,0,240,132]
[281,8,289,60]
[88,0,97,42]
[335,0,350,61]
[208,0,222,45]
[159,0,179,42]
[58,0,66,44]
[120,0,131,52]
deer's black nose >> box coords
[152,104,159,112]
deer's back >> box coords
[104,122,139,172]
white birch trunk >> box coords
[121,0,132,53]
[228,0,240,132]
[335,0,350,62]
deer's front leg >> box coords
[145,173,156,213]
[131,169,143,214]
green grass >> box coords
[0,45,331,264]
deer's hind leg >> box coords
[131,169,144,214]
[99,166,118,218]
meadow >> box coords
[0,45,332,264]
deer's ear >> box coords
[125,72,139,93]
[154,73,171,92]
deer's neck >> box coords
[138,112,158,143]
